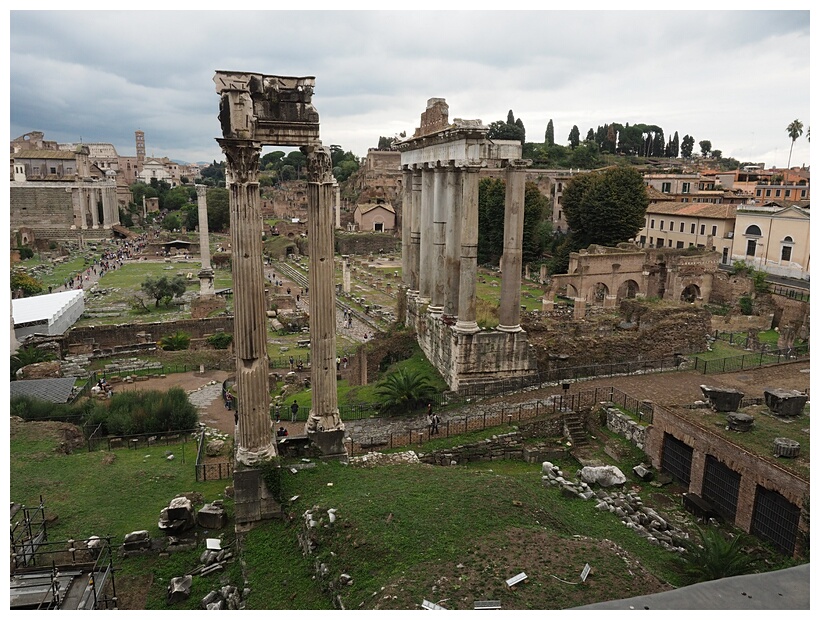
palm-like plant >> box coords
[158,331,191,351]
[10,346,56,379]
[786,119,804,169]
[676,525,759,584]
[375,368,438,414]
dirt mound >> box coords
[10,416,86,454]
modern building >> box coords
[732,203,810,280]
[11,289,85,341]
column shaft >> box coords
[220,139,276,464]
[456,166,481,333]
[444,165,461,317]
[305,146,344,434]
[418,164,434,302]
[430,164,447,314]
[498,163,527,332]
[401,167,413,290]
[409,167,422,293]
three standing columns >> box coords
[218,138,277,465]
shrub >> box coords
[10,270,44,296]
[738,295,753,315]
[17,247,34,260]
[98,387,199,435]
[375,368,438,415]
[207,332,233,349]
[159,331,191,351]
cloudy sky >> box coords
[8,8,812,169]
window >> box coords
[786,190,791,197]
[649,237,654,246]
[661,182,671,193]
[722,248,729,263]
[766,189,771,197]
[677,241,684,249]
[657,238,664,248]
[679,222,685,233]
[682,182,691,193]
[557,210,562,220]
[756,189,762,197]
[690,223,696,234]
[557,182,563,192]
[669,220,674,231]
[50,167,57,174]
[711,225,717,236]
[659,220,664,230]
[746,239,756,256]
[700,224,705,235]
[650,219,655,229]
[745,225,762,236]
[640,235,646,245]
[775,189,781,197]
[33,166,40,175]
[781,246,792,261]
[801,189,807,198]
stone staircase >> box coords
[563,411,588,447]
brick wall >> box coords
[11,186,75,229]
[644,404,808,555]
[66,317,234,350]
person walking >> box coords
[290,400,299,422]
[427,402,440,435]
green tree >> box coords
[568,125,581,148]
[206,187,230,232]
[675,525,759,585]
[699,140,712,157]
[562,166,649,248]
[375,368,438,415]
[711,149,722,160]
[786,119,804,169]
[477,177,507,264]
[161,212,182,232]
[261,150,285,170]
[666,131,680,158]
[141,274,188,307]
[545,119,555,146]
[585,128,595,142]
[681,134,695,158]
[10,270,44,296]
[522,182,551,264]
[164,186,192,211]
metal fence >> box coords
[692,344,809,375]
[195,428,233,482]
[768,284,809,302]
[346,386,648,456]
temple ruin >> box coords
[214,71,344,524]
[396,99,538,394]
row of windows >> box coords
[648,219,718,236]
[756,188,808,198]
[660,182,692,193]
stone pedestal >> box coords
[306,429,348,461]
[764,388,808,417]
[233,467,281,524]
[700,385,744,412]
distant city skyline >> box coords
[8,9,811,169]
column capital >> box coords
[302,144,334,184]
[217,139,261,184]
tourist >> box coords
[277,426,288,438]
[225,392,233,411]
[289,356,294,370]
[290,400,299,422]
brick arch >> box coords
[617,278,641,299]
[680,282,701,303]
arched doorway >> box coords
[591,282,609,304]
[681,283,700,303]
[617,279,640,300]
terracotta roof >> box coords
[12,150,77,160]
[356,203,395,214]
[646,202,737,219]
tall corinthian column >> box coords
[498,161,528,332]
[418,163,434,303]
[303,145,345,455]
[409,166,422,294]
[218,138,277,465]
[429,163,447,315]
[401,166,413,290]
[196,184,215,296]
[444,164,461,318]
[455,165,481,334]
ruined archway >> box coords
[591,282,609,304]
[617,279,640,300]
[681,283,701,303]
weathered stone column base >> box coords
[233,466,282,526]
[454,320,480,334]
[307,429,348,460]
[496,323,523,333]
[235,443,278,467]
